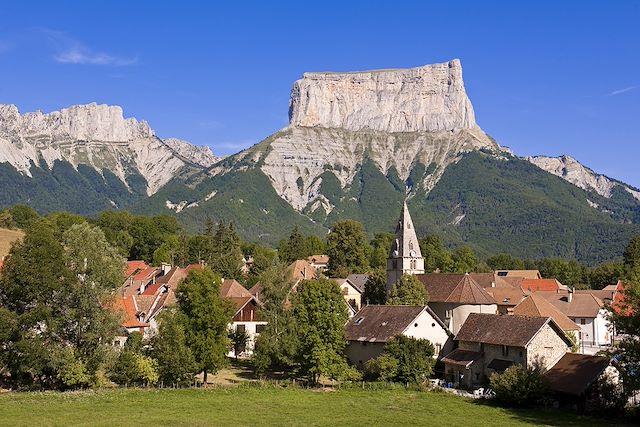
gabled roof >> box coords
[248,283,263,300]
[416,273,496,305]
[124,260,150,278]
[469,273,514,289]
[345,305,439,343]
[513,294,580,331]
[486,287,528,307]
[308,254,329,264]
[441,349,482,368]
[287,260,317,282]
[537,291,604,318]
[114,295,149,328]
[221,279,252,298]
[389,200,422,260]
[544,353,611,396]
[455,313,572,348]
[521,279,562,292]
[346,274,369,293]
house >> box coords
[346,274,369,295]
[241,255,254,276]
[512,293,580,336]
[222,279,267,357]
[308,254,329,272]
[334,278,363,312]
[537,290,612,354]
[494,270,542,279]
[344,305,453,369]
[415,273,498,335]
[544,353,622,413]
[468,273,517,289]
[442,313,573,388]
[486,287,528,314]
[386,200,425,290]
[287,259,317,289]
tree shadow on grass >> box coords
[471,398,630,427]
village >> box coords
[103,201,634,414]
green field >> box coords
[0,387,623,427]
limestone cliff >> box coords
[0,103,218,195]
[288,59,476,133]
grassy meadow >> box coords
[0,387,625,427]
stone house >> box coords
[415,273,498,335]
[537,290,611,354]
[344,305,453,370]
[442,313,573,388]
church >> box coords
[386,200,425,291]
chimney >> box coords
[491,281,496,288]
[161,263,171,275]
[303,266,307,279]
[568,287,574,303]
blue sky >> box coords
[1,1,639,185]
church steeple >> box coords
[386,199,425,290]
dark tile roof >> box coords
[544,353,611,396]
[441,349,482,368]
[345,305,425,343]
[346,274,369,293]
[416,273,496,304]
[455,313,560,347]
[487,358,514,372]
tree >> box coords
[362,269,387,305]
[489,365,549,406]
[611,267,640,396]
[229,329,249,360]
[292,278,356,383]
[623,235,640,272]
[370,233,394,269]
[305,235,325,257]
[0,221,120,389]
[366,336,435,384]
[152,235,181,266]
[486,253,525,271]
[281,226,307,263]
[8,204,38,229]
[209,221,244,279]
[419,235,454,273]
[387,274,428,306]
[150,310,197,386]
[452,246,478,273]
[326,220,370,277]
[251,264,300,375]
[536,258,587,287]
[177,268,235,383]
[589,261,625,290]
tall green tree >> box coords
[589,261,625,290]
[536,258,587,287]
[387,274,428,306]
[252,263,299,375]
[292,278,355,383]
[209,221,244,279]
[367,336,435,384]
[362,269,387,305]
[176,268,234,383]
[150,310,197,386]
[305,235,326,257]
[452,246,478,273]
[486,253,525,270]
[370,233,394,269]
[326,220,370,277]
[280,226,307,263]
[419,235,454,273]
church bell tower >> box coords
[386,200,425,291]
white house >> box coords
[344,305,453,370]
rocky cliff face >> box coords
[218,60,500,213]
[0,103,218,195]
[527,155,640,201]
[288,59,476,133]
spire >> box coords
[390,199,422,259]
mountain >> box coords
[0,103,218,214]
[2,60,639,263]
[139,59,640,263]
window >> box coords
[435,344,442,355]
[445,309,453,319]
[519,351,523,358]
[354,317,365,325]
[580,319,586,325]
[236,324,246,334]
[502,345,509,356]
[497,272,507,276]
[256,324,266,334]
[414,323,419,327]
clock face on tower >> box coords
[409,250,416,257]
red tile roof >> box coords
[124,260,150,278]
[416,273,496,305]
[521,279,562,292]
[221,279,252,298]
[114,295,149,328]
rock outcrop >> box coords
[288,59,476,133]
[0,103,218,195]
[527,155,640,201]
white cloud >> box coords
[54,47,137,66]
[609,86,638,96]
[38,28,136,66]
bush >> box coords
[365,336,435,384]
[489,365,549,407]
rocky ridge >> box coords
[0,103,218,195]
[527,155,640,201]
